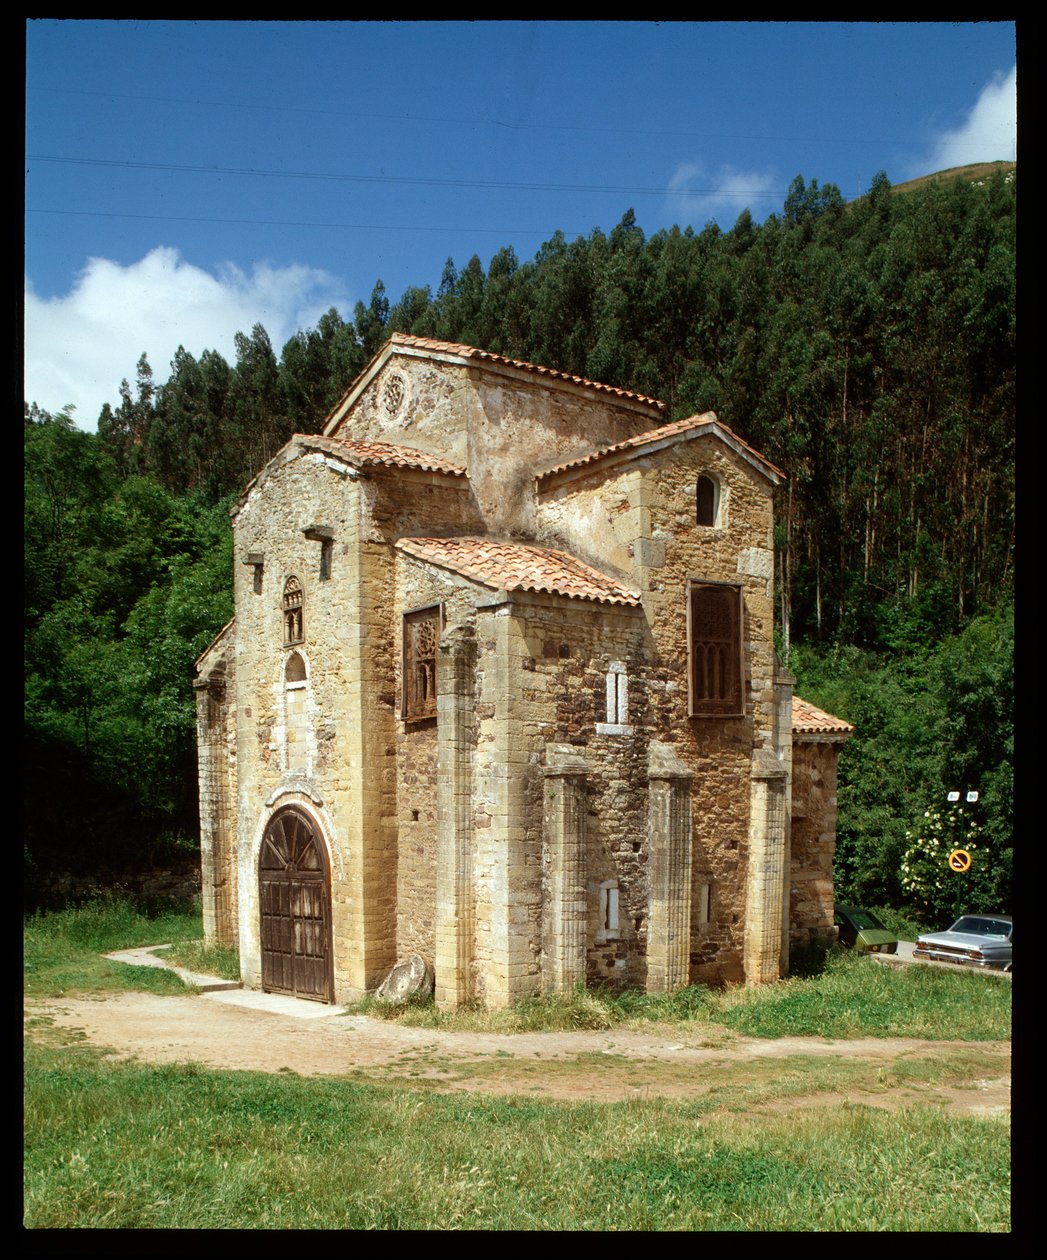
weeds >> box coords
[162,939,241,981]
[346,951,1009,1042]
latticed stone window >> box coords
[402,605,441,721]
[687,580,743,716]
[283,575,304,645]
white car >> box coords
[913,914,1012,972]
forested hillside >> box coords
[24,168,1014,915]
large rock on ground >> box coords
[375,955,435,1004]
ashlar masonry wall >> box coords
[194,627,239,949]
[232,445,380,1001]
[392,558,487,965]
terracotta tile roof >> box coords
[792,696,855,737]
[387,333,666,412]
[397,536,641,607]
[537,412,785,483]
[297,433,466,477]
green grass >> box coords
[162,938,241,981]
[23,892,206,998]
[25,896,1009,1040]
[23,1039,1009,1231]
[351,950,1010,1042]
[710,949,1010,1041]
[22,898,1010,1230]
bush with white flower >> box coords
[900,805,994,922]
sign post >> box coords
[945,790,978,920]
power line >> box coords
[26,207,568,235]
[26,153,791,200]
[28,85,896,146]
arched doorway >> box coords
[259,807,333,1003]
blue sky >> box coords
[25,20,1016,427]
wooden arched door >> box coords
[259,807,333,1003]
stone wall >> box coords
[393,559,486,966]
[329,350,661,536]
[195,632,239,948]
[232,450,376,1001]
[537,433,780,985]
[507,596,649,991]
[201,342,832,1007]
[789,739,841,948]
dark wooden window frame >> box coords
[401,603,443,723]
[686,579,744,718]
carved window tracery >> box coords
[283,576,304,645]
[687,581,743,716]
[402,605,442,722]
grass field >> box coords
[23,896,1011,1231]
[24,1038,1009,1231]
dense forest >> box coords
[24,169,1014,917]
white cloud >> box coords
[24,247,350,429]
[666,161,780,229]
[919,65,1017,175]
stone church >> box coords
[194,333,852,1008]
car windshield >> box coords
[950,917,1011,939]
[843,909,886,931]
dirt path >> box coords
[24,988,1011,1115]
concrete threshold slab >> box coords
[205,988,347,1018]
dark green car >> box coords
[834,904,899,954]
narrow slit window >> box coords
[604,886,619,932]
[606,664,628,724]
[597,881,620,939]
[283,651,308,772]
[597,662,633,735]
[696,474,720,527]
